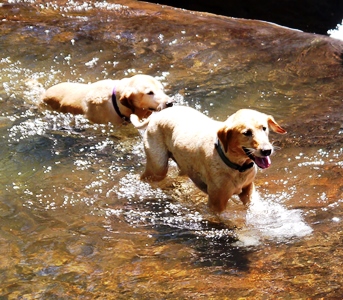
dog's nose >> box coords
[261,149,272,157]
[166,102,173,107]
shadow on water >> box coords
[124,198,251,271]
[153,225,250,272]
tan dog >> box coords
[41,74,174,124]
[131,106,286,213]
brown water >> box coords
[1,0,343,298]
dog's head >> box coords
[217,109,286,169]
[118,75,174,119]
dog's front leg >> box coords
[238,182,255,206]
[207,185,232,213]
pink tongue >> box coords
[255,156,271,169]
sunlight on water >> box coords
[112,173,206,230]
[25,0,129,13]
[7,113,90,142]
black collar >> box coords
[112,87,130,123]
[214,137,254,172]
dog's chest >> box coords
[230,168,256,191]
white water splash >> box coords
[235,192,313,246]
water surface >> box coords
[1,0,343,298]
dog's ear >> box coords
[217,126,232,152]
[268,116,287,134]
[119,92,135,111]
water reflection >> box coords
[1,0,343,298]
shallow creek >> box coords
[1,0,343,298]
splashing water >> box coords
[107,173,313,247]
[235,192,313,246]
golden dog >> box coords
[131,106,286,213]
[41,74,173,124]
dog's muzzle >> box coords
[243,147,271,169]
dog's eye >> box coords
[147,91,154,95]
[243,129,252,137]
[262,126,267,131]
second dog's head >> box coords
[118,74,174,119]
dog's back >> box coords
[145,106,218,132]
[137,106,221,183]
[42,82,89,114]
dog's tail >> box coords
[130,114,151,130]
